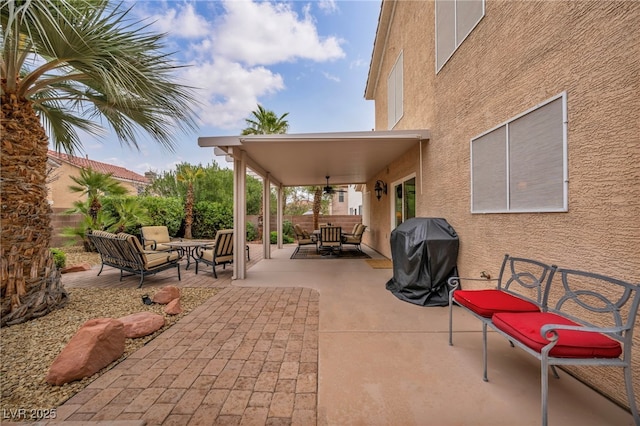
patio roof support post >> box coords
[263,173,271,260]
[233,149,247,279]
[276,185,283,249]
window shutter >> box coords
[472,126,508,212]
[509,98,564,210]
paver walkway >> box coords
[54,286,319,425]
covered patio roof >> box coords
[198,129,430,186]
[197,129,430,279]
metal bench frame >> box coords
[448,254,640,426]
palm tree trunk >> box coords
[312,187,322,230]
[184,183,194,239]
[1,95,68,327]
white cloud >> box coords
[209,1,345,66]
[148,3,211,39]
[181,58,285,129]
[318,0,339,14]
[322,71,340,82]
[132,1,345,130]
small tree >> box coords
[64,169,128,249]
[241,105,289,240]
[67,168,127,224]
[176,164,204,239]
[106,197,151,234]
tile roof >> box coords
[48,150,149,184]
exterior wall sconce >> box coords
[374,180,387,201]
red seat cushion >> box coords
[453,289,540,318]
[492,312,622,358]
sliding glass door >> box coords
[393,176,416,228]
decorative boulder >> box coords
[61,263,92,274]
[152,285,180,304]
[118,312,165,338]
[165,298,182,315]
[46,318,125,385]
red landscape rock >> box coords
[46,318,125,385]
[165,298,182,315]
[61,263,92,274]
[117,312,165,338]
[152,285,180,304]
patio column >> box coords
[263,173,271,260]
[233,150,247,279]
[276,185,283,249]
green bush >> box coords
[192,201,233,239]
[246,222,258,241]
[270,231,294,244]
[50,248,66,269]
[102,196,151,234]
[137,196,184,236]
[282,220,295,239]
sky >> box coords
[55,0,382,176]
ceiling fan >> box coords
[323,176,347,195]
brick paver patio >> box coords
[54,285,319,425]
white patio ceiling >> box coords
[198,130,430,187]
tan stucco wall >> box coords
[367,0,640,410]
[47,162,143,209]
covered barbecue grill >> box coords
[386,218,459,307]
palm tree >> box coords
[176,164,204,239]
[109,197,151,234]
[312,188,323,230]
[241,105,289,240]
[68,168,127,225]
[0,0,197,327]
[241,105,289,135]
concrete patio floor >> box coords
[47,243,636,425]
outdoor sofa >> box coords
[88,230,181,288]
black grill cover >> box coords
[386,218,459,306]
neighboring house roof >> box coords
[47,150,149,185]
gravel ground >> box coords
[55,245,101,267]
[0,283,219,417]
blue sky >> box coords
[62,0,382,175]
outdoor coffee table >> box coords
[164,240,214,270]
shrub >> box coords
[270,231,294,244]
[137,196,184,236]
[50,248,66,269]
[192,201,233,239]
[246,222,258,241]
[102,196,151,234]
[282,220,295,239]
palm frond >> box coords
[2,0,198,152]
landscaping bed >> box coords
[0,286,218,418]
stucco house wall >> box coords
[365,0,639,412]
[47,151,149,209]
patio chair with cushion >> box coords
[140,226,175,252]
[195,229,234,278]
[343,224,367,252]
[293,224,317,256]
[319,226,342,256]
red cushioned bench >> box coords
[448,254,640,426]
[448,254,555,380]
